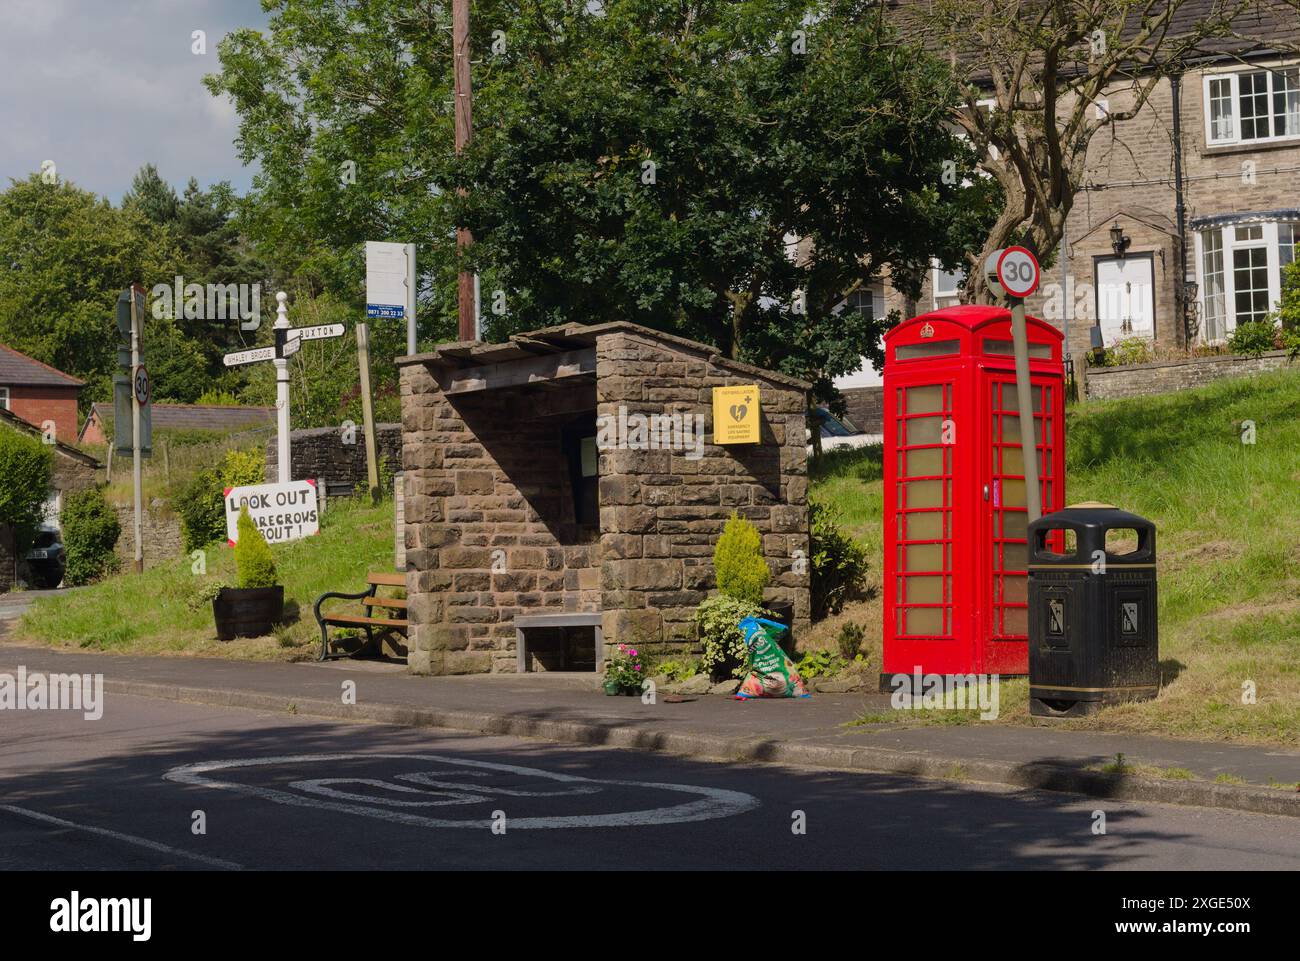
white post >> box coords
[130,288,143,574]
[405,242,417,356]
[274,290,292,483]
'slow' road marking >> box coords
[0,803,243,870]
[165,753,761,829]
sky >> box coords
[0,0,271,203]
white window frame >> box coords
[1195,220,1288,342]
[0,387,8,411]
[1203,64,1300,147]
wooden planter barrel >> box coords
[213,586,284,640]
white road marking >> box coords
[0,803,243,870]
[164,753,760,829]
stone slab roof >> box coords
[0,406,100,468]
[85,402,275,437]
[398,320,812,391]
[0,342,84,388]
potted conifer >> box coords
[212,505,284,640]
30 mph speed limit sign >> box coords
[984,246,1041,299]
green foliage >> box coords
[206,0,990,399]
[809,500,869,620]
[0,427,53,550]
[195,389,240,406]
[1227,321,1278,359]
[714,512,769,604]
[1278,259,1300,332]
[652,658,705,682]
[1101,337,1153,367]
[233,504,277,588]
[185,578,231,612]
[837,621,866,660]
[695,594,766,680]
[604,641,647,693]
[61,487,121,586]
[176,447,267,552]
[795,649,845,680]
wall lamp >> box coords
[1110,221,1131,260]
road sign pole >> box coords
[274,291,292,483]
[405,243,417,356]
[130,285,144,573]
[1009,297,1042,523]
[356,322,381,501]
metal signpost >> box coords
[222,293,345,483]
[984,245,1043,523]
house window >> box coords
[933,265,965,309]
[1196,218,1295,341]
[1205,66,1300,145]
[842,288,878,320]
[0,387,8,411]
[1201,231,1227,343]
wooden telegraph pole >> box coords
[453,0,476,341]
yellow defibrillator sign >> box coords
[712,384,761,444]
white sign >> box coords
[366,241,408,319]
[984,246,1041,299]
[280,335,302,359]
[288,323,346,341]
[224,480,320,546]
[223,346,276,368]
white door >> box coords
[1095,257,1155,344]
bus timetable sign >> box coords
[224,480,320,546]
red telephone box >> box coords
[881,305,1065,682]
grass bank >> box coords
[13,498,396,661]
[808,366,1300,745]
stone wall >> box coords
[399,370,601,675]
[266,424,401,488]
[112,501,183,570]
[840,386,884,434]
[595,330,811,657]
[399,325,811,676]
[1085,350,1296,400]
[0,525,15,592]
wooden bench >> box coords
[514,612,603,673]
[314,572,409,661]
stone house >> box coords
[838,1,1300,427]
[397,321,810,676]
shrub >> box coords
[1278,259,1300,333]
[1228,320,1277,358]
[1102,337,1153,367]
[233,505,278,588]
[810,500,869,620]
[0,427,53,551]
[604,642,646,693]
[713,512,769,604]
[61,487,121,586]
[696,594,765,679]
[176,447,267,552]
[837,621,865,659]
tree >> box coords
[122,164,180,226]
[0,175,181,403]
[0,426,53,553]
[207,0,994,394]
[915,0,1276,303]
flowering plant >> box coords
[604,642,646,694]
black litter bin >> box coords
[1027,502,1159,717]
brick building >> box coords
[397,321,810,676]
[837,2,1300,428]
[0,342,83,444]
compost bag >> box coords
[734,616,810,699]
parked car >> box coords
[24,528,66,589]
[806,407,882,453]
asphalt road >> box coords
[2,693,1298,870]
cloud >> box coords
[0,0,270,201]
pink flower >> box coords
[618,643,626,652]
[629,649,638,657]
[634,664,642,671]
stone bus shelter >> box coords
[396,321,811,675]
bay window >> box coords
[1194,217,1300,342]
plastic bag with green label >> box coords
[734,616,810,699]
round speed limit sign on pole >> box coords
[984,245,1041,299]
